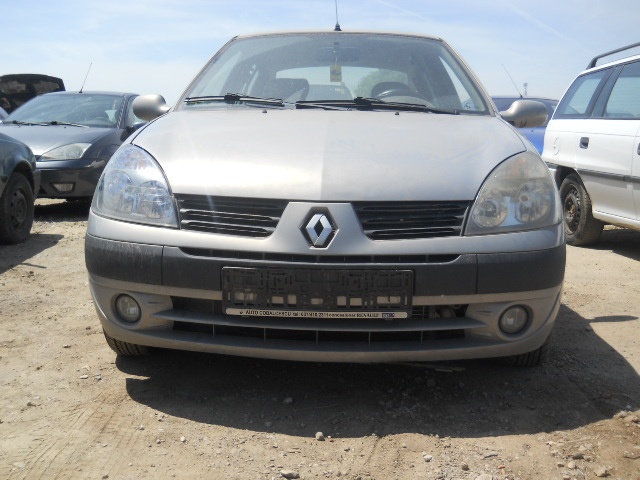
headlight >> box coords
[465,152,561,235]
[40,143,91,161]
[92,144,178,227]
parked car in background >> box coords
[543,42,640,245]
[86,30,564,366]
[0,91,145,200]
[493,96,558,153]
[0,132,40,244]
[0,73,65,114]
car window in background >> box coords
[604,61,640,118]
[6,93,124,128]
[554,69,610,118]
[125,100,146,127]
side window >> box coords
[126,99,146,127]
[604,61,640,118]
[554,69,610,118]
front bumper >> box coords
[32,168,41,198]
[37,158,106,198]
[85,233,565,362]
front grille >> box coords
[163,297,471,347]
[353,201,470,240]
[175,196,470,241]
[175,195,287,237]
[179,248,459,264]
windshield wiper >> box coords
[48,120,88,128]
[352,97,459,114]
[184,94,285,107]
[7,120,50,126]
[295,98,459,114]
[294,100,353,111]
[5,119,89,127]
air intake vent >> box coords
[175,195,287,237]
[353,201,470,240]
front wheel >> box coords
[559,173,603,246]
[0,172,35,244]
[103,330,150,356]
[500,340,548,367]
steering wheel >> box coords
[375,88,434,106]
[376,87,415,98]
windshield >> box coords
[5,93,124,128]
[181,32,490,114]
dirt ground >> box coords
[1,199,639,480]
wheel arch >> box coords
[16,160,36,188]
[553,165,579,190]
[4,159,35,191]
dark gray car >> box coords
[0,91,145,199]
[86,30,564,366]
[0,132,40,244]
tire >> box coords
[559,173,604,246]
[500,340,548,367]
[103,330,150,356]
[0,172,35,244]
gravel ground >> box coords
[0,199,639,480]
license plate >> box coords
[222,267,412,318]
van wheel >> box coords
[559,173,603,246]
[500,340,548,367]
[0,172,35,244]
[103,330,150,356]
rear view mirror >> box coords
[133,94,170,121]
[499,99,547,128]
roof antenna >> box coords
[334,0,341,31]
[79,62,92,93]
[502,64,522,98]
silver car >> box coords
[85,31,565,365]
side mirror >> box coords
[499,99,548,128]
[133,94,170,121]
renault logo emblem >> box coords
[303,211,336,248]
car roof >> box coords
[586,42,640,69]
[491,96,559,111]
[584,53,640,72]
[492,95,558,102]
[41,91,138,97]
[231,30,444,42]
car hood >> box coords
[0,124,113,156]
[132,109,527,201]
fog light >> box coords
[499,306,529,334]
[52,182,74,193]
[115,295,141,323]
